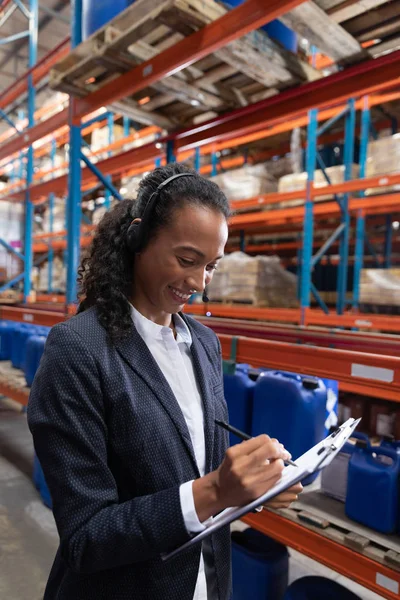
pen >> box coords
[215,419,298,467]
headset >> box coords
[126,171,209,303]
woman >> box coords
[28,163,301,600]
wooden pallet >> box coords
[276,489,400,573]
[208,298,299,308]
[50,0,321,129]
[0,362,30,407]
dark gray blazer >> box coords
[27,306,231,600]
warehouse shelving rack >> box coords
[1,2,400,596]
[0,0,399,321]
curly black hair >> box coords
[77,163,230,341]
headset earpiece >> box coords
[126,220,143,253]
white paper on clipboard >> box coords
[162,417,361,562]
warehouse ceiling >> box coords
[0,0,400,138]
[0,0,69,132]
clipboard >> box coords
[162,417,361,561]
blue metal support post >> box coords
[384,214,393,268]
[123,116,130,137]
[337,99,355,315]
[48,138,56,293]
[23,0,38,302]
[211,152,218,176]
[194,147,201,172]
[300,109,318,324]
[80,153,123,200]
[353,97,370,308]
[66,0,83,306]
[104,112,114,210]
[166,140,175,163]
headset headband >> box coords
[139,172,196,224]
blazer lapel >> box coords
[115,325,200,476]
[189,332,215,475]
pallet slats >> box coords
[280,0,366,63]
[50,0,321,127]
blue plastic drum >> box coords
[24,335,47,387]
[0,321,14,360]
[284,576,362,599]
[82,0,134,40]
[232,529,289,600]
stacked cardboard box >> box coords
[91,124,125,152]
[278,164,359,207]
[360,268,400,306]
[365,134,400,195]
[38,256,66,292]
[208,251,298,307]
[210,164,278,202]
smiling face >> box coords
[131,203,228,326]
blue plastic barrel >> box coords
[33,454,52,509]
[0,321,14,360]
[224,365,256,445]
[346,445,400,533]
[380,435,400,454]
[82,0,134,40]
[263,20,298,53]
[224,0,297,52]
[232,529,288,600]
[11,324,36,369]
[251,371,327,484]
[284,576,362,599]
[24,335,47,387]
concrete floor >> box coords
[0,398,58,600]
[0,397,384,600]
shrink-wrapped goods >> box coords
[365,134,400,195]
[210,164,278,201]
[278,164,359,207]
[360,268,400,306]
[208,251,298,307]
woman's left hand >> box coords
[263,482,303,510]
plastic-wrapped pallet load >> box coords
[278,164,359,207]
[91,124,125,152]
[38,256,66,292]
[365,133,400,195]
[359,268,400,306]
[34,197,65,234]
[210,164,278,202]
[207,251,298,307]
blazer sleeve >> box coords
[27,323,192,574]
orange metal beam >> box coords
[3,305,400,400]
[74,0,305,119]
[174,53,400,151]
[0,306,66,327]
[244,510,400,600]
[5,138,163,203]
[217,332,400,400]
[185,304,400,334]
[0,381,29,407]
[0,37,70,111]
[229,193,400,230]
[0,108,69,162]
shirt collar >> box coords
[130,304,192,345]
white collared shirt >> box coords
[130,305,209,600]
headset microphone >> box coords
[202,289,209,303]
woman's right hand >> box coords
[193,435,291,522]
[214,435,290,508]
